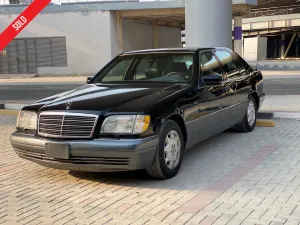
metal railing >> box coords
[245,4,300,18]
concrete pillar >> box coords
[280,33,285,59]
[185,0,232,49]
[234,16,243,56]
[242,37,244,57]
[153,21,159,48]
[116,12,123,54]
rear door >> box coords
[215,50,251,121]
[197,50,232,142]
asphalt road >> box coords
[0,75,300,102]
[0,84,80,102]
[264,78,300,95]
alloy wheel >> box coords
[247,100,256,127]
[164,130,181,170]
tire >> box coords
[233,96,257,133]
[146,120,184,179]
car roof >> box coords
[121,47,232,55]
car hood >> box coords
[25,83,188,113]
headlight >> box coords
[16,110,38,130]
[100,115,150,135]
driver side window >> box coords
[200,51,222,76]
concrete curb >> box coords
[258,111,300,120]
[0,110,19,116]
[3,103,28,110]
[248,62,300,70]
[260,65,300,70]
[256,119,276,127]
[0,74,37,79]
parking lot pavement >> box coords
[1,115,300,225]
[260,95,300,113]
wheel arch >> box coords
[156,113,187,148]
[249,87,260,110]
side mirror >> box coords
[86,76,93,83]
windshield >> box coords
[91,53,194,84]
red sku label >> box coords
[0,0,51,52]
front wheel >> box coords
[146,120,184,179]
[233,96,257,132]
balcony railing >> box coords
[245,4,300,18]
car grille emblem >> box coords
[66,101,72,110]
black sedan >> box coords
[10,47,265,179]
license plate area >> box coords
[45,143,70,159]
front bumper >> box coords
[10,132,158,172]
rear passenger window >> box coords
[200,51,222,77]
[215,51,243,79]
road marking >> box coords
[0,109,19,116]
[256,119,276,127]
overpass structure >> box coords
[181,0,300,60]
[242,13,300,60]
[181,12,300,60]
[0,0,257,75]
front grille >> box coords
[38,112,98,138]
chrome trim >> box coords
[38,111,99,139]
[60,113,65,136]
[185,101,246,125]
